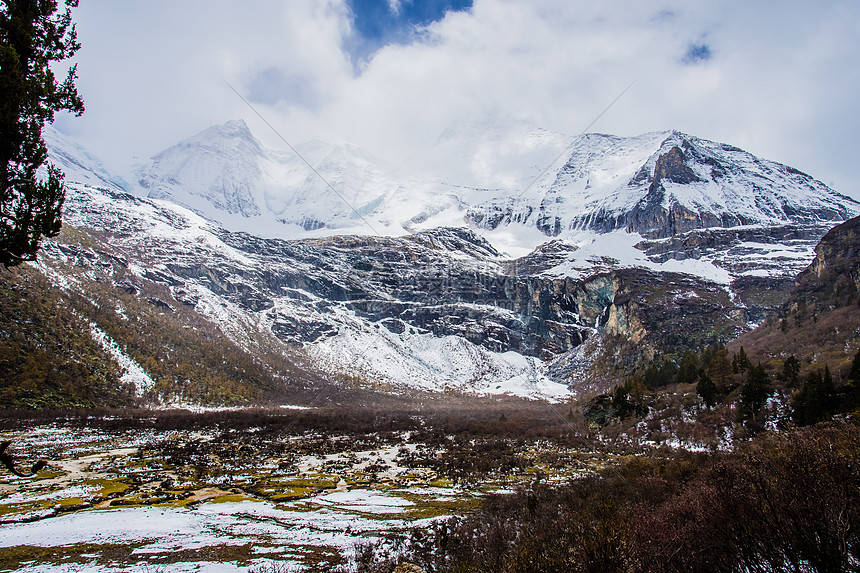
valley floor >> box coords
[0,409,604,572]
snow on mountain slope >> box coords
[54,183,570,401]
[43,125,130,191]
[139,120,264,218]
[467,130,860,238]
[43,120,858,305]
[38,122,860,403]
[131,119,860,250]
[136,120,405,237]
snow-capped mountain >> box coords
[39,180,832,403]
[34,121,860,403]
[466,130,858,238]
[132,120,859,246]
[41,184,574,401]
[136,120,403,237]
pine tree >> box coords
[780,355,801,388]
[792,367,837,426]
[739,363,772,431]
[850,349,860,385]
[732,346,751,374]
[843,349,860,413]
[612,383,632,419]
[708,348,735,393]
[641,362,668,390]
[696,373,718,407]
[676,351,700,385]
[0,0,84,267]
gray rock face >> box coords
[59,185,749,371]
[179,227,588,358]
[796,214,860,297]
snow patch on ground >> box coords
[308,325,570,402]
[0,496,436,572]
[89,323,155,395]
[28,255,76,291]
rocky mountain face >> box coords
[140,120,265,218]
[25,182,769,402]
[27,123,860,403]
[33,185,572,400]
[800,214,860,294]
[730,214,860,378]
[42,126,131,191]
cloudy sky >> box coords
[54,0,860,199]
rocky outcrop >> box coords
[544,266,748,393]
[633,223,838,323]
[796,214,860,296]
[58,184,749,378]
[634,224,830,267]
[651,145,703,186]
[729,215,860,377]
[198,228,599,358]
[625,145,738,238]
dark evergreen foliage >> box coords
[696,373,718,407]
[792,367,838,426]
[738,363,772,431]
[850,349,860,385]
[641,360,677,390]
[847,349,860,411]
[731,346,751,374]
[0,0,84,267]
[707,347,735,392]
[676,351,700,385]
[585,377,648,426]
[780,355,801,388]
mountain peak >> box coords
[43,125,129,190]
[466,129,860,239]
[188,119,260,151]
[216,119,254,139]
[224,118,249,130]
[137,120,265,218]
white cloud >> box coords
[57,0,860,199]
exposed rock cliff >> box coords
[730,214,860,378]
[803,214,860,291]
[32,184,762,400]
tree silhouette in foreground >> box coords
[0,0,84,267]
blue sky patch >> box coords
[346,0,473,61]
[683,43,713,64]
